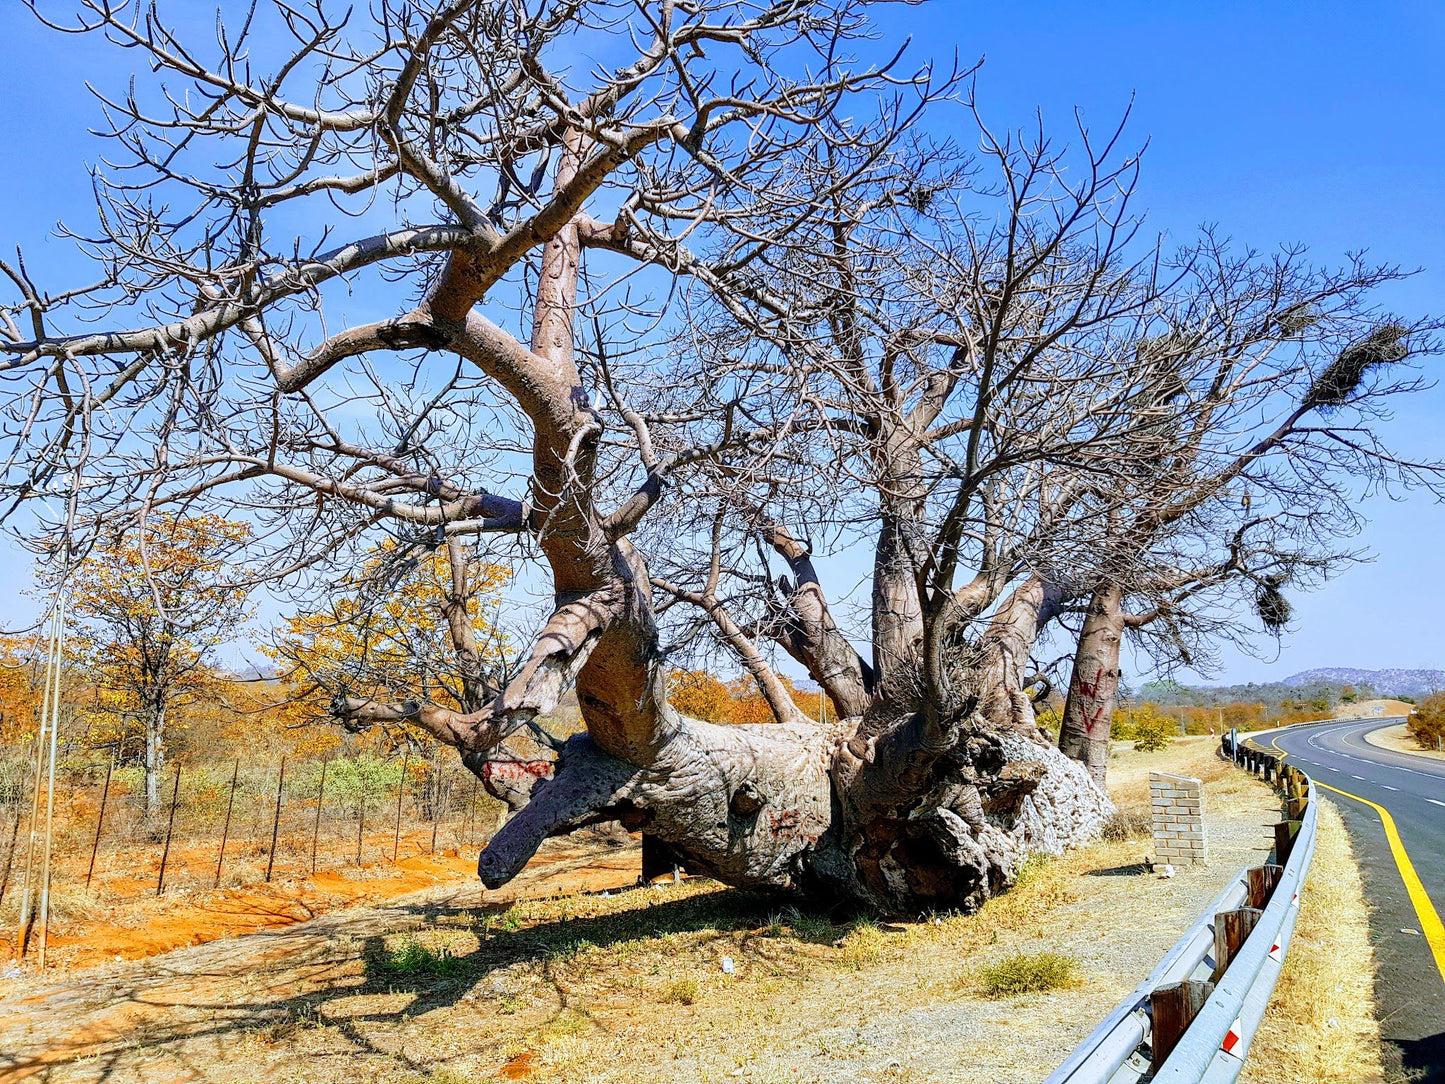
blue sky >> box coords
[0,2,1442,685]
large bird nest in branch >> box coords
[1303,323,1409,409]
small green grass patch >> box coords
[975,950,1080,997]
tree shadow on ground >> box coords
[5,882,857,1082]
[1084,862,1151,877]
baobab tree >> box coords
[1050,244,1441,783]
[0,1,1433,913]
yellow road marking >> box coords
[1265,734,1445,984]
[1311,781,1445,983]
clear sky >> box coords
[0,2,1442,685]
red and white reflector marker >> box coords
[1268,942,1283,962]
[1290,891,1300,908]
[1221,1016,1245,1058]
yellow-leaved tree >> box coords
[267,538,510,725]
[265,539,514,813]
[62,514,252,815]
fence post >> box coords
[1211,906,1264,982]
[156,763,183,897]
[1274,819,1302,866]
[214,758,239,889]
[85,758,114,889]
[311,757,328,875]
[1150,979,1215,1066]
[265,757,287,883]
[356,768,365,867]
[1244,864,1284,909]
[393,749,410,863]
[465,775,478,847]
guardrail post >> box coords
[1245,864,1283,909]
[1287,793,1309,820]
[1150,980,1216,1066]
[1212,906,1264,982]
[1273,819,1302,866]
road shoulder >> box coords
[1363,722,1445,763]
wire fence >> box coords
[0,749,506,927]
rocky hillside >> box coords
[1282,668,1445,698]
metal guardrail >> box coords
[1045,737,1316,1083]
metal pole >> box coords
[16,602,62,956]
[155,763,182,897]
[214,758,239,889]
[85,757,114,889]
[264,757,286,883]
[310,757,328,875]
[36,593,67,969]
[393,749,409,862]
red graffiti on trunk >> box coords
[481,759,554,784]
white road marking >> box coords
[1327,766,1341,772]
[1428,799,1445,809]
[1382,785,1399,791]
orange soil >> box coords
[6,827,645,975]
[34,852,473,970]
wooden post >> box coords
[214,758,239,889]
[1245,864,1284,909]
[392,750,410,863]
[356,768,365,867]
[85,758,114,889]
[1150,980,1215,1067]
[1274,819,1302,867]
[156,763,183,897]
[1287,795,1309,820]
[1212,906,1264,981]
[310,757,328,875]
[465,775,478,847]
[264,757,286,883]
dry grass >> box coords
[1363,722,1445,762]
[972,950,1081,997]
[2,739,1293,1084]
[1241,798,1383,1084]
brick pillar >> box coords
[1149,772,1208,865]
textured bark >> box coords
[760,522,873,719]
[1058,581,1126,786]
[870,441,928,689]
[143,703,165,817]
[329,128,1115,917]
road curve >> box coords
[1264,717,1445,1083]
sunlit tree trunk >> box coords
[1059,581,1126,785]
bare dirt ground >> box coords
[1363,722,1445,762]
[0,737,1300,1084]
[4,826,499,972]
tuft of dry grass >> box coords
[973,950,1081,997]
[660,975,700,1004]
[1241,798,1383,1084]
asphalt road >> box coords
[1265,718,1445,1083]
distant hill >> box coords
[1280,668,1445,698]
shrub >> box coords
[976,951,1080,997]
[661,976,700,1004]
[1129,708,1176,752]
[1101,807,1152,842]
[1406,693,1445,750]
